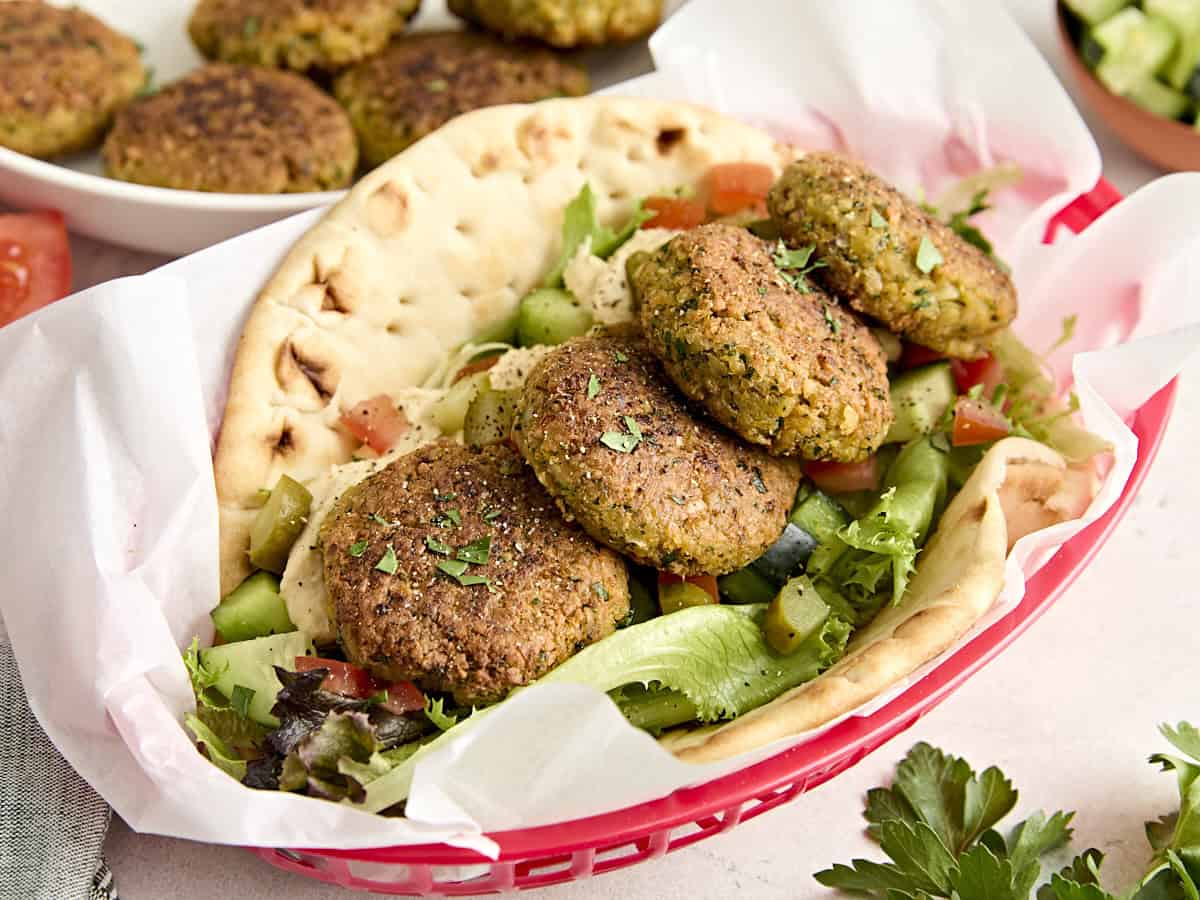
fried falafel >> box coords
[333,30,589,168]
[102,63,357,193]
[449,0,663,48]
[188,0,420,72]
[514,326,802,576]
[321,440,630,706]
[768,152,1017,359]
[0,1,145,159]
[632,223,892,462]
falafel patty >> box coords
[102,64,357,193]
[514,327,802,576]
[188,0,420,71]
[768,152,1017,359]
[333,30,589,168]
[449,0,662,48]
[632,224,892,462]
[0,1,144,159]
[321,440,630,706]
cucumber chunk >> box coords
[1094,9,1177,79]
[717,566,778,605]
[763,576,830,655]
[1064,0,1133,27]
[789,488,851,576]
[885,362,956,444]
[429,371,487,435]
[517,288,593,347]
[750,523,818,586]
[248,475,313,574]
[1127,75,1191,117]
[462,382,520,448]
[211,571,294,643]
[658,581,717,615]
[200,631,315,726]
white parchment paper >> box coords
[2,0,1200,858]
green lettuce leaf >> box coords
[183,636,228,710]
[185,714,247,781]
[279,710,400,802]
[541,184,653,287]
[1133,723,1200,899]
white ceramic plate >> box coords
[0,0,666,256]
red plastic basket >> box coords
[252,179,1176,895]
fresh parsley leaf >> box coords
[437,559,469,578]
[600,432,639,453]
[877,818,958,895]
[587,373,601,399]
[425,535,452,556]
[773,240,827,293]
[950,844,1020,900]
[375,545,398,574]
[592,581,609,600]
[230,684,255,719]
[623,416,643,441]
[815,859,918,895]
[457,574,491,587]
[456,537,491,565]
[916,235,944,274]
[1007,810,1076,897]
[349,540,368,558]
[542,184,653,287]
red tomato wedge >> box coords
[950,353,1003,397]
[0,211,72,329]
[899,341,945,370]
[340,395,410,454]
[704,163,775,216]
[805,456,881,494]
[951,397,1010,447]
[294,656,377,698]
[453,352,502,384]
[642,196,706,230]
[377,680,425,715]
[657,571,720,603]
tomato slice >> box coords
[950,353,1003,397]
[453,352,502,384]
[377,680,425,715]
[704,163,775,216]
[0,211,72,329]
[657,571,720,603]
[340,395,410,454]
[805,456,881,494]
[899,342,946,370]
[642,196,707,230]
[951,397,1010,447]
[294,656,377,698]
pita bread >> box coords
[659,437,1090,763]
[214,97,797,595]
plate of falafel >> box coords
[0,0,672,254]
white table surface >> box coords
[71,1,1196,897]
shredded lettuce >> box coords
[183,637,228,710]
[542,184,653,288]
[424,696,460,731]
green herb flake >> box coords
[592,581,609,601]
[772,240,827,294]
[456,537,492,565]
[434,490,457,502]
[614,351,629,363]
[369,513,390,526]
[348,540,368,558]
[1051,314,1078,351]
[437,558,469,579]
[670,494,686,505]
[443,509,462,527]
[600,431,640,453]
[870,209,889,229]
[916,235,944,274]
[823,304,841,334]
[375,545,399,574]
[458,574,491,588]
[231,685,255,718]
[242,16,261,38]
[484,509,503,522]
[751,470,768,494]
[425,536,453,556]
[587,373,601,399]
[623,416,643,441]
[426,78,448,93]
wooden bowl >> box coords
[1056,1,1200,171]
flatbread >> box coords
[214,96,797,595]
[658,437,1092,763]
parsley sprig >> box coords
[773,241,827,294]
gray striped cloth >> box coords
[0,637,117,900]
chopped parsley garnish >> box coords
[870,208,889,229]
[348,540,368,558]
[434,490,457,502]
[425,536,453,556]
[823,304,841,334]
[369,513,390,526]
[772,241,827,293]
[484,509,503,522]
[435,508,463,529]
[437,559,469,578]
[601,416,644,454]
[592,582,609,600]
[670,494,686,505]
[230,685,255,718]
[587,373,601,399]
[614,351,629,363]
[751,469,768,494]
[916,235,943,274]
[426,78,448,92]
[375,545,399,574]
[623,416,643,441]
[456,537,492,565]
[458,574,491,587]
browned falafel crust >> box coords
[321,440,630,706]
[633,224,892,462]
[449,0,663,48]
[513,327,802,576]
[768,152,1017,359]
[0,1,144,159]
[333,30,589,168]
[188,0,420,71]
[102,63,357,193]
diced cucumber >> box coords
[248,475,312,574]
[885,437,950,492]
[1094,9,1177,78]
[718,566,779,605]
[1189,66,1200,100]
[516,288,593,347]
[1144,0,1200,31]
[763,576,830,655]
[750,523,818,586]
[1064,0,1132,27]
[885,362,956,444]
[1126,75,1191,117]
[200,631,315,727]
[211,571,294,643]
[462,383,520,448]
[789,489,851,576]
[428,371,487,434]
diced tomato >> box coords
[805,456,881,495]
[951,397,1010,447]
[453,352,502,384]
[642,196,707,230]
[340,395,410,454]
[377,680,425,715]
[950,353,1003,397]
[657,571,720,603]
[704,163,775,216]
[0,211,72,329]
[899,342,945,370]
[294,656,377,698]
